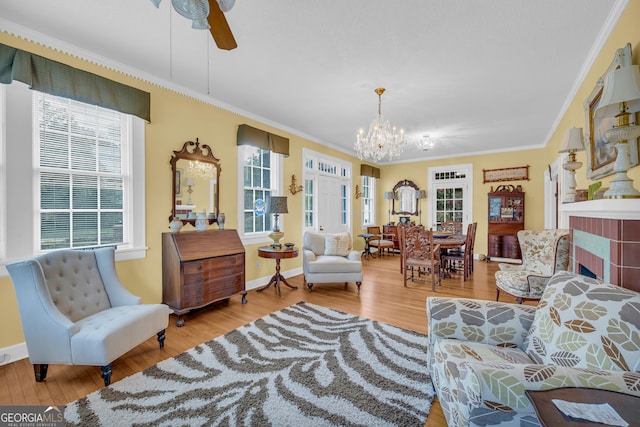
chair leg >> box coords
[101,364,112,386]
[157,329,166,348]
[355,282,361,292]
[306,282,314,292]
[33,364,48,382]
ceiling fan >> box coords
[150,0,237,50]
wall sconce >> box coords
[184,177,195,205]
[354,185,363,199]
[289,174,304,195]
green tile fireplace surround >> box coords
[561,199,640,291]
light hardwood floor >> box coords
[0,254,528,426]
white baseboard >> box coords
[0,342,28,366]
[245,267,303,291]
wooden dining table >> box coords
[433,234,467,278]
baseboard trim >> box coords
[0,342,28,366]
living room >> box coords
[1,1,640,425]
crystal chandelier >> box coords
[416,135,435,151]
[354,88,405,162]
[188,160,216,179]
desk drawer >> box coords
[182,274,243,306]
[183,254,244,280]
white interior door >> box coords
[318,175,341,233]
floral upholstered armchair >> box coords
[495,229,570,303]
[427,271,640,427]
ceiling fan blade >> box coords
[207,0,237,50]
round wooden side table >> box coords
[257,246,299,296]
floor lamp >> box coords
[594,62,640,198]
[417,189,427,226]
[384,191,394,225]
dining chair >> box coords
[441,222,475,280]
[366,226,395,257]
[440,220,462,234]
[401,224,441,290]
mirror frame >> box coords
[170,139,221,225]
[392,179,419,216]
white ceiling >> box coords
[0,0,622,164]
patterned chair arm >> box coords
[498,263,524,272]
[460,361,640,413]
[525,273,553,296]
[427,297,536,347]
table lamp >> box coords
[594,61,640,198]
[267,196,288,248]
[417,189,427,226]
[384,191,394,224]
[184,177,194,205]
[558,127,585,203]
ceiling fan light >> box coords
[216,0,236,13]
[171,0,209,21]
[150,0,162,8]
[191,17,211,29]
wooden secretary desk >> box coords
[162,229,246,326]
[487,185,524,261]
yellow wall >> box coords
[1,0,640,348]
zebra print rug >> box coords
[64,302,435,426]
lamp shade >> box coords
[418,189,427,199]
[267,196,288,214]
[595,65,640,118]
[184,177,195,186]
[384,191,394,200]
[559,127,585,153]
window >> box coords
[34,92,127,250]
[0,83,145,276]
[361,175,376,226]
[237,145,282,244]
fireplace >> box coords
[561,200,640,292]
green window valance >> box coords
[237,124,289,156]
[360,164,380,179]
[0,43,151,122]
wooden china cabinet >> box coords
[487,185,524,261]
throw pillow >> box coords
[324,233,351,256]
[523,271,640,372]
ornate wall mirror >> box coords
[392,179,418,216]
[170,139,221,225]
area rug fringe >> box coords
[64,302,434,426]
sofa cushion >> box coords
[523,271,640,372]
[324,233,351,256]
[306,255,361,274]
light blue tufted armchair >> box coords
[7,247,170,386]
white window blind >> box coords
[33,92,127,250]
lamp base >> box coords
[604,176,640,199]
[268,230,284,248]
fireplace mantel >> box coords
[560,199,640,225]
[561,199,640,291]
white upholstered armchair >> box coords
[302,231,363,292]
[7,247,170,386]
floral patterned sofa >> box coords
[427,271,640,427]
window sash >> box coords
[33,91,128,251]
